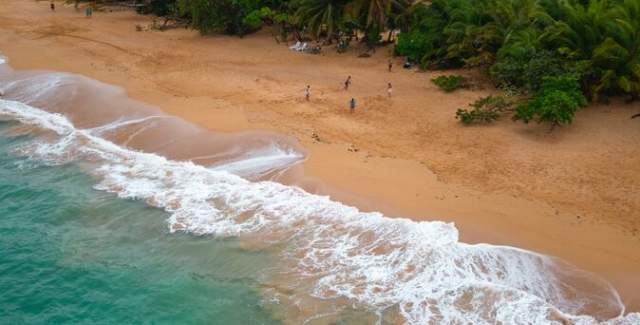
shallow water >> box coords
[0,124,279,324]
[1,56,639,324]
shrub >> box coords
[242,9,264,32]
[179,0,262,35]
[431,75,467,92]
[396,0,640,101]
[137,0,177,16]
[396,31,430,63]
[456,95,511,124]
[490,50,567,92]
[364,26,383,47]
[394,0,451,67]
[513,75,587,128]
[524,51,570,92]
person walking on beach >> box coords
[50,2,55,11]
[350,98,356,113]
[388,59,393,72]
[85,6,93,18]
[304,85,311,101]
[344,76,352,90]
[387,82,393,98]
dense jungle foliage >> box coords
[396,0,639,103]
[134,0,638,126]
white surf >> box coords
[1,98,639,324]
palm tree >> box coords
[295,0,349,38]
[597,0,640,99]
[458,0,553,66]
[541,0,611,98]
[543,0,639,100]
[348,0,390,30]
[542,0,610,60]
[346,0,408,43]
[385,0,411,41]
[441,0,491,65]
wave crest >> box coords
[1,98,637,324]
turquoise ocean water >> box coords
[0,122,279,325]
[1,60,638,324]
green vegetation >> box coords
[395,0,640,103]
[431,75,467,92]
[137,0,177,16]
[456,95,512,124]
[513,75,587,128]
[174,0,265,35]
[131,0,638,127]
[136,0,411,43]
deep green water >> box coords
[0,123,280,325]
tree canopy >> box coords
[138,0,639,126]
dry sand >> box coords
[1,0,639,312]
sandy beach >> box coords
[1,0,639,312]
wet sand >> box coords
[0,0,639,312]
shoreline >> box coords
[1,0,639,312]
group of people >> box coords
[304,75,393,114]
[303,60,396,113]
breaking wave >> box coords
[1,54,638,324]
[1,98,639,324]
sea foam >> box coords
[208,144,304,179]
[1,98,639,324]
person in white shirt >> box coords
[304,85,311,101]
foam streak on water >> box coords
[208,145,304,179]
[1,98,639,324]
[0,68,306,181]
